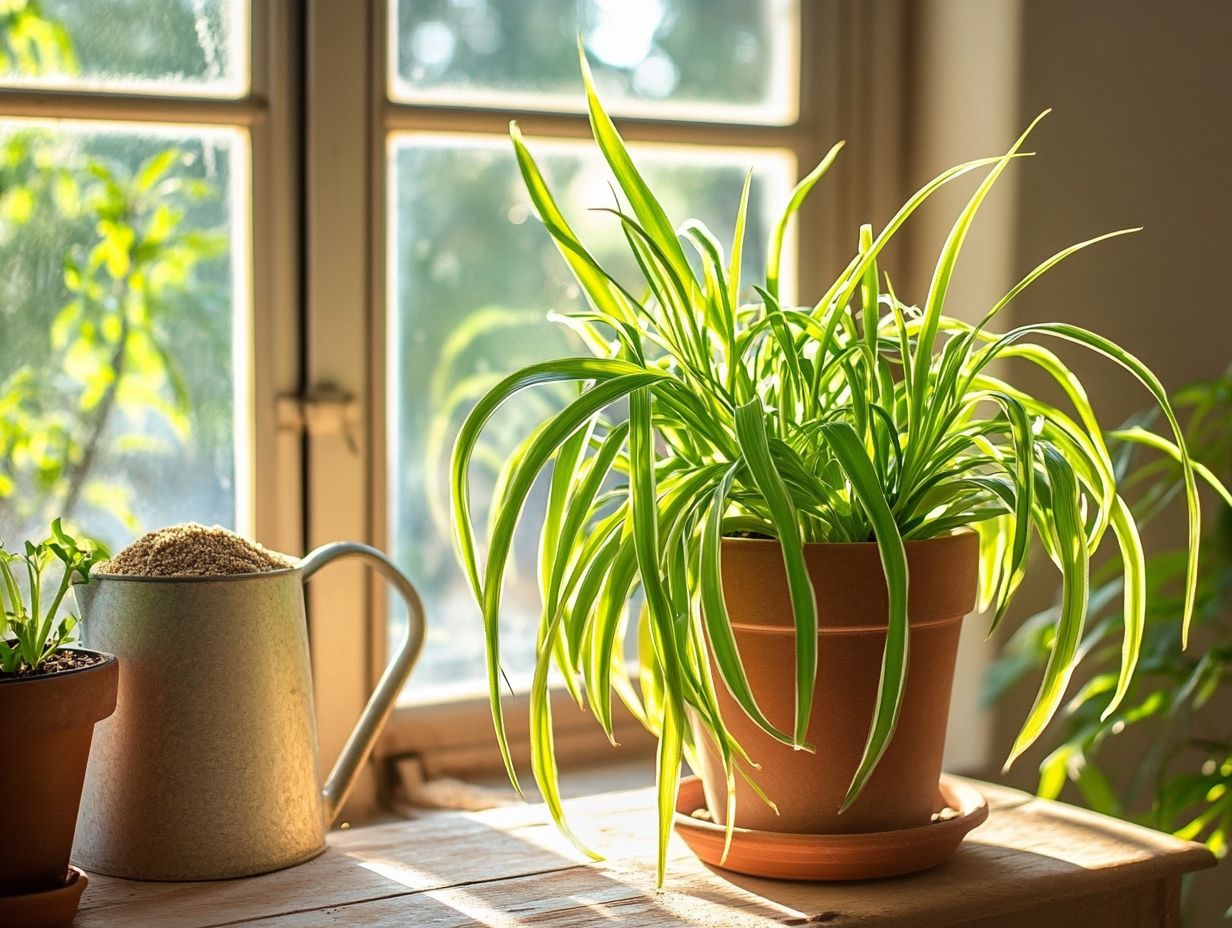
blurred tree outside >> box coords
[0,0,236,549]
[0,0,75,76]
[396,0,783,111]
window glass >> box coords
[391,0,799,124]
[387,134,792,701]
[0,0,248,96]
[0,122,246,551]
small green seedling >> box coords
[0,519,105,675]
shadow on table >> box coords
[334,812,805,927]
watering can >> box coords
[71,542,426,881]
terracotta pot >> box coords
[0,650,118,927]
[693,531,978,835]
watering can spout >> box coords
[299,542,427,827]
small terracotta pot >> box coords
[693,531,978,835]
[0,650,118,927]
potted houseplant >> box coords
[0,520,114,928]
[450,49,1202,884]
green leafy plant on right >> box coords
[0,519,104,674]
[989,370,1232,916]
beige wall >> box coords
[993,0,1232,763]
[900,1,1230,920]
[1009,0,1232,424]
[994,1,1231,920]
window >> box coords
[380,3,807,717]
[0,0,248,95]
[1,0,862,814]
[0,0,262,552]
[389,0,799,123]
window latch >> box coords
[277,384,362,454]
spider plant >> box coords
[450,47,1201,884]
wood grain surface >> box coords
[74,778,1214,927]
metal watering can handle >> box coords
[299,541,426,825]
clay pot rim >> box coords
[720,527,976,551]
[0,648,116,687]
[0,866,88,924]
[719,528,978,629]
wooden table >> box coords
[75,778,1215,927]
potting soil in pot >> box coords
[2,650,103,677]
[96,523,292,577]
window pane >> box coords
[0,0,248,96]
[390,0,798,124]
[0,122,247,552]
[388,134,792,702]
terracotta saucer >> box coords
[674,774,988,881]
[0,867,89,928]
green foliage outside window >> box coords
[0,4,232,547]
[0,0,75,76]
